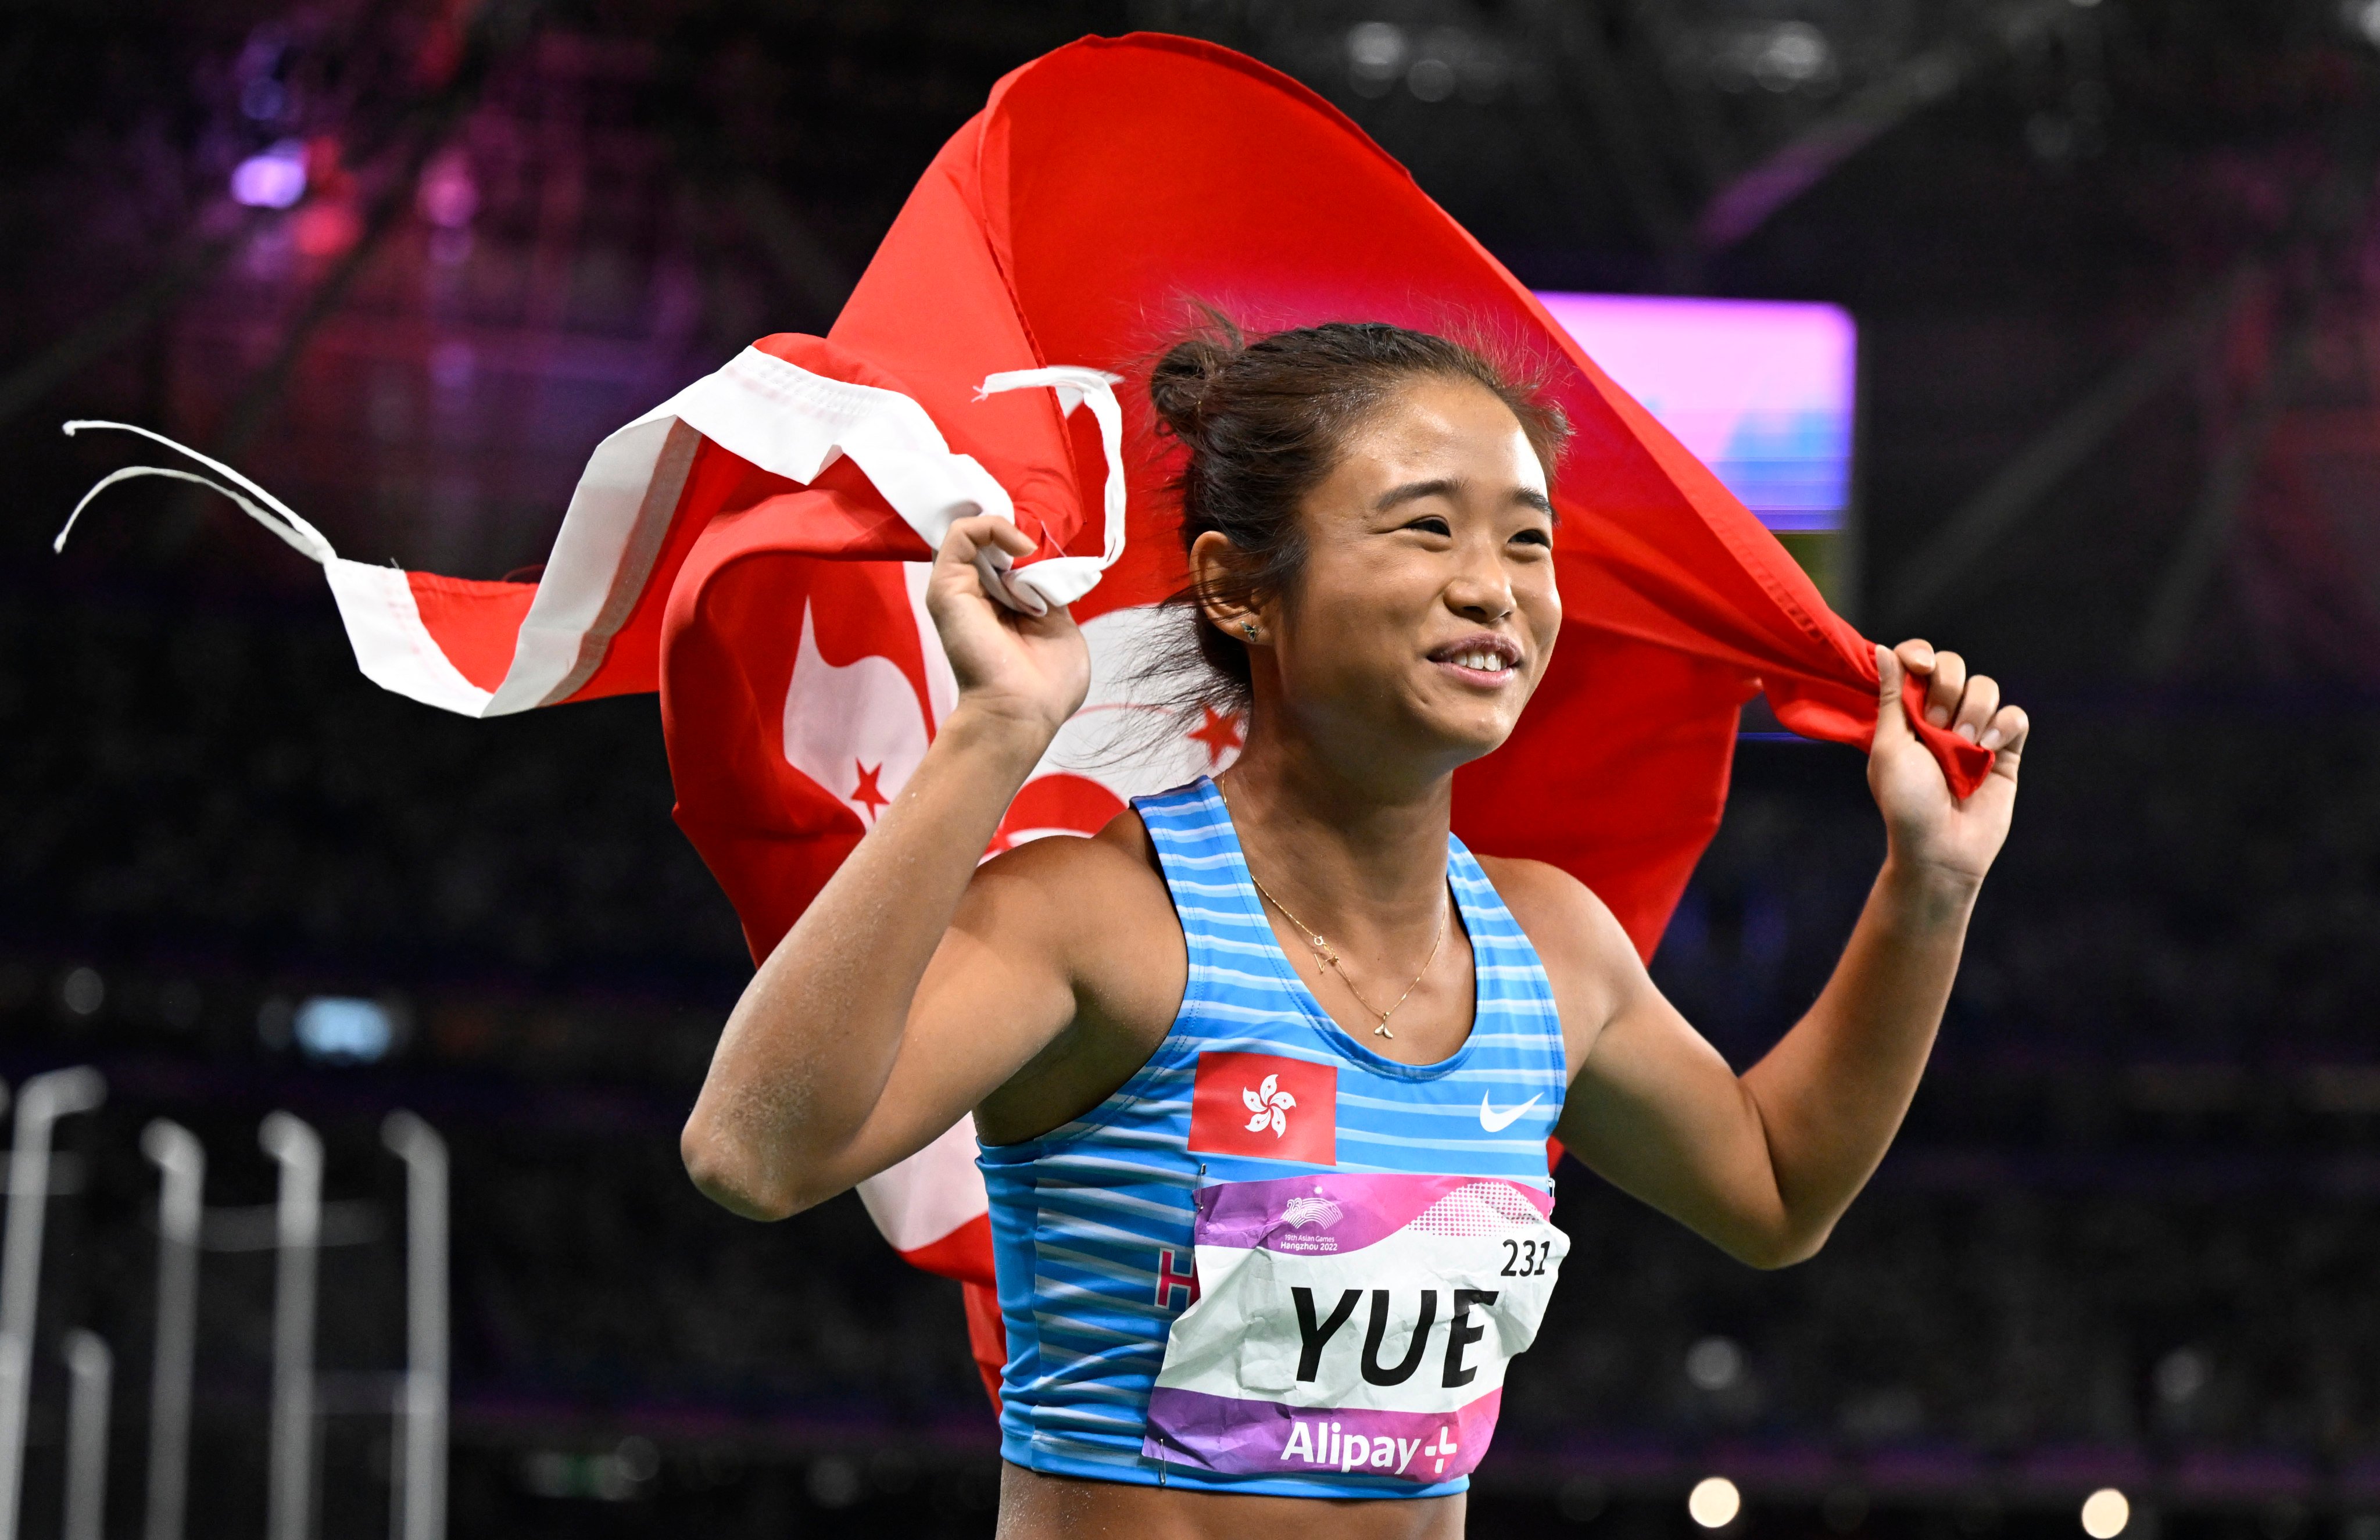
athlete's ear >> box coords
[1189,529,1271,644]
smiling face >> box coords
[1195,374,1562,783]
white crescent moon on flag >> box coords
[781,600,933,826]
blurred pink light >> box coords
[416,152,478,228]
[230,142,307,209]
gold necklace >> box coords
[1215,780,1449,1040]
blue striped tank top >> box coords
[979,776,1571,1498]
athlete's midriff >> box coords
[996,1466,1468,1540]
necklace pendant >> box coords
[1373,1022,1395,1040]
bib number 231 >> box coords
[1143,1171,1567,1484]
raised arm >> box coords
[680,515,1090,1221]
[1548,640,2027,1268]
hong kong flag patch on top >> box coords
[1188,1052,1337,1166]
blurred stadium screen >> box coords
[1534,292,1858,608]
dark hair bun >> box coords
[1148,329,1241,443]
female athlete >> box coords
[682,319,2027,1539]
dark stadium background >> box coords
[7,2,2380,1536]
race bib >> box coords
[1143,1171,1566,1483]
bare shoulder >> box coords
[1471,854,1645,1047]
[967,807,1189,1143]
[967,807,1171,913]
[1471,855,1624,955]
[961,807,1182,987]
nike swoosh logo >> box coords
[1479,1093,1542,1133]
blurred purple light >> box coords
[230,141,307,209]
[240,77,287,122]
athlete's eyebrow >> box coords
[1375,479,1558,523]
[1375,478,1462,511]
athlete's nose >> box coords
[1444,549,1516,624]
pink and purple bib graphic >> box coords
[1143,1171,1566,1482]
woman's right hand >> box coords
[925,514,1091,739]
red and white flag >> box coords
[63,34,1987,1398]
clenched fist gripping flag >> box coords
[65,35,1987,1398]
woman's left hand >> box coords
[1867,639,2028,886]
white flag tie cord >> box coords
[54,421,509,717]
[971,365,1129,617]
[55,354,1134,714]
[55,421,339,565]
[53,421,528,717]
